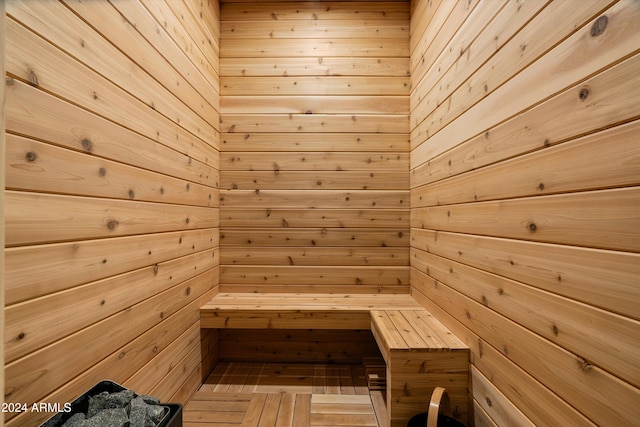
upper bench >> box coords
[200,293,424,329]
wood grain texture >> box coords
[3,2,220,424]
[410,1,640,425]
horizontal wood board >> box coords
[409,1,640,426]
[219,0,411,293]
[3,1,220,425]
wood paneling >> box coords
[219,0,410,293]
[409,1,640,426]
[3,1,220,425]
[1,2,6,424]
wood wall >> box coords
[409,1,640,426]
[1,3,6,426]
[3,1,220,425]
[218,0,411,294]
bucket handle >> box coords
[427,387,451,427]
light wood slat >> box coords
[221,114,408,134]
[411,0,480,80]
[164,0,220,61]
[411,229,640,321]
[410,0,510,87]
[411,0,639,163]
[220,189,408,208]
[110,0,219,103]
[5,80,218,184]
[221,284,409,295]
[222,76,409,96]
[412,272,640,427]
[5,229,217,305]
[5,249,217,363]
[275,393,296,427]
[4,273,216,420]
[147,0,219,74]
[220,207,409,230]
[6,135,217,206]
[220,247,409,266]
[370,310,409,352]
[9,0,219,141]
[220,265,409,286]
[221,2,409,21]
[220,209,408,228]
[221,57,409,77]
[472,366,536,427]
[411,0,605,135]
[222,170,407,190]
[413,187,640,253]
[221,38,409,58]
[222,20,409,39]
[293,394,311,427]
[412,120,640,206]
[258,394,284,427]
[385,310,426,349]
[220,228,408,247]
[413,248,640,388]
[203,293,420,310]
[411,54,640,187]
[221,133,409,152]
[5,191,219,246]
[222,95,408,114]
[242,393,268,427]
[221,151,408,171]
[5,17,218,159]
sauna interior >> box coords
[1,0,639,426]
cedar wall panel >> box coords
[1,3,6,425]
[409,1,640,426]
[219,0,411,293]
[3,1,220,425]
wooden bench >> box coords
[371,310,469,427]
[200,293,469,427]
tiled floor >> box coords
[183,362,386,426]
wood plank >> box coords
[275,392,296,427]
[5,229,217,305]
[5,249,217,363]
[0,5,5,423]
[4,276,216,423]
[219,189,408,208]
[411,0,639,163]
[220,284,409,295]
[220,247,409,266]
[222,20,409,39]
[6,135,217,206]
[221,132,408,152]
[222,76,409,96]
[222,95,408,114]
[221,57,410,77]
[222,170,407,190]
[411,270,640,426]
[242,393,268,427]
[385,310,426,349]
[257,394,283,427]
[221,114,408,134]
[472,366,535,427]
[10,0,219,141]
[5,191,218,246]
[221,2,409,21]
[5,80,218,184]
[220,228,408,247]
[411,229,640,321]
[220,265,409,286]
[5,17,218,161]
[370,310,409,354]
[221,151,408,171]
[413,187,640,253]
[292,394,311,427]
[412,120,640,206]
[411,54,640,187]
[220,208,408,228]
[221,38,408,58]
[412,248,640,387]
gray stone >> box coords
[86,408,128,427]
[129,396,149,427]
[139,395,160,405]
[146,404,166,425]
[61,412,87,427]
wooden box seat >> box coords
[371,310,469,427]
[200,293,469,426]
